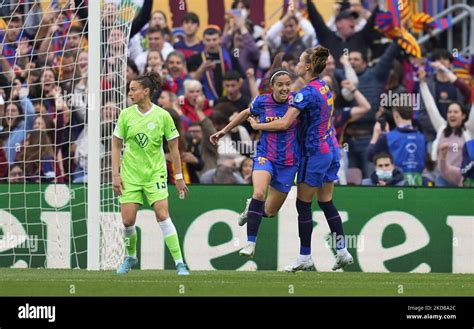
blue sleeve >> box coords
[20,95,36,131]
[367,134,388,162]
[291,87,313,112]
[250,96,261,116]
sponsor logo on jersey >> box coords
[135,133,149,148]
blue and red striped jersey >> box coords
[250,93,299,166]
[291,78,338,156]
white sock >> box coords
[124,225,136,237]
[159,219,183,265]
[299,254,311,261]
[158,218,177,237]
[337,248,348,256]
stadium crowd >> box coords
[0,0,472,187]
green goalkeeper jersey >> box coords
[113,104,179,185]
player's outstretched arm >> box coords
[168,138,190,198]
[209,108,251,145]
[248,106,300,131]
[112,136,123,196]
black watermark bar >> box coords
[0,296,472,327]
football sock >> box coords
[296,198,313,255]
[318,200,346,250]
[123,225,137,258]
[159,218,184,265]
[247,198,265,243]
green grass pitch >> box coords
[0,269,472,296]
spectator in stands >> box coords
[22,62,40,88]
[77,50,88,74]
[163,108,199,184]
[214,71,250,112]
[127,60,140,83]
[187,25,242,102]
[322,54,336,77]
[183,122,206,183]
[173,13,204,60]
[162,51,189,97]
[150,11,174,43]
[266,8,316,60]
[33,114,55,146]
[367,106,426,186]
[39,21,85,66]
[222,13,260,73]
[362,152,405,186]
[72,54,88,134]
[326,77,370,185]
[212,110,251,168]
[214,70,252,132]
[144,49,164,73]
[135,27,174,74]
[59,50,78,94]
[306,0,378,68]
[17,130,56,183]
[331,54,359,107]
[158,90,179,112]
[179,79,213,130]
[127,0,156,55]
[0,141,6,179]
[1,16,23,66]
[21,2,43,39]
[102,2,119,27]
[239,156,252,184]
[230,0,264,48]
[72,124,92,183]
[419,67,473,186]
[104,28,127,60]
[245,67,259,100]
[30,68,70,174]
[32,100,46,114]
[385,60,407,94]
[64,25,86,55]
[417,49,472,142]
[342,42,400,177]
[178,104,217,176]
[326,0,370,32]
[461,113,474,187]
[7,163,24,183]
[1,81,35,164]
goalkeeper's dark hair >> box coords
[133,71,162,96]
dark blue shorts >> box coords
[297,148,340,187]
[253,157,297,193]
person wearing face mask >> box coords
[362,152,405,186]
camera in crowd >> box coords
[377,107,394,131]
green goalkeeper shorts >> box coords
[119,179,168,206]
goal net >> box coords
[0,0,136,270]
